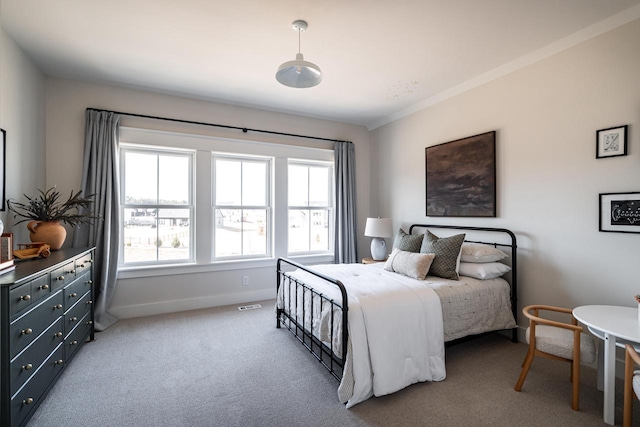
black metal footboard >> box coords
[276,258,348,381]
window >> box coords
[117,126,334,274]
[213,155,271,259]
[120,145,194,265]
[288,161,333,254]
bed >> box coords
[275,224,517,407]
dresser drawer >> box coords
[65,312,91,361]
[9,283,33,317]
[64,291,92,338]
[50,261,76,291]
[10,317,64,395]
[63,272,92,312]
[11,344,64,427]
[10,291,64,359]
[30,274,52,304]
[75,253,93,277]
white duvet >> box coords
[277,262,445,408]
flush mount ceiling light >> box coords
[276,20,323,88]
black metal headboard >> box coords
[409,224,518,342]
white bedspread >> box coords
[278,263,445,408]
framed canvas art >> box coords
[425,131,496,217]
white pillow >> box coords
[384,249,436,280]
[458,261,511,280]
[460,243,508,263]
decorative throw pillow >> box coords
[420,231,465,280]
[392,228,423,253]
[458,262,511,280]
[460,243,508,263]
[384,249,436,280]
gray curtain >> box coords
[72,110,121,331]
[334,141,358,263]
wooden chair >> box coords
[624,344,640,427]
[514,305,596,410]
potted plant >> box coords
[7,187,97,250]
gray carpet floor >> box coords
[26,300,638,426]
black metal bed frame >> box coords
[276,224,518,382]
[276,258,349,381]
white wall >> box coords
[44,78,371,318]
[0,24,46,242]
[370,19,640,330]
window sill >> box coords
[117,253,335,279]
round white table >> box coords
[573,305,640,425]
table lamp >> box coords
[364,217,393,261]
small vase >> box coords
[27,221,67,250]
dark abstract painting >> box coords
[425,131,496,217]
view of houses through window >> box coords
[213,156,270,258]
[119,134,334,268]
[288,162,333,253]
[121,148,194,265]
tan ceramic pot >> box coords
[27,221,67,250]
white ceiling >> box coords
[2,1,640,130]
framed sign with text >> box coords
[599,192,640,233]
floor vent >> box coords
[238,304,262,311]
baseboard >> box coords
[109,289,274,319]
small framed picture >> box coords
[596,125,627,159]
[599,192,640,233]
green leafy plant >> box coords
[7,187,97,226]
[172,236,181,248]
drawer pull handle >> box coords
[87,280,93,285]
[23,398,34,405]
[70,269,76,274]
[21,328,33,335]
[40,284,49,290]
[87,320,94,325]
[22,363,33,371]
[55,332,63,337]
[87,300,93,305]
[80,263,85,268]
[20,294,31,301]
[55,304,63,309]
[70,316,78,322]
[54,359,64,365]
[70,340,78,346]
[69,293,78,298]
[57,276,65,281]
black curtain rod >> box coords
[86,108,351,144]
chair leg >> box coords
[571,331,580,411]
[624,349,634,427]
[515,349,535,392]
[572,357,580,410]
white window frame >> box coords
[287,160,334,256]
[116,127,334,278]
[119,143,195,267]
[212,153,272,261]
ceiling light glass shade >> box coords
[276,53,323,88]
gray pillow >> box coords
[393,229,423,253]
[420,231,465,280]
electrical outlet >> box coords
[242,276,249,285]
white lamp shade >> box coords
[364,217,393,238]
[276,53,323,88]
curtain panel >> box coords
[72,110,121,331]
[334,141,358,263]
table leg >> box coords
[597,339,604,391]
[603,332,616,425]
